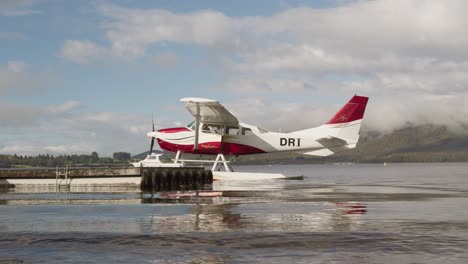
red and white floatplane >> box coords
[136,95,369,180]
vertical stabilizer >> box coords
[326,95,368,125]
[325,95,368,142]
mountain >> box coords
[235,125,468,163]
[331,125,468,163]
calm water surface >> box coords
[1,163,468,263]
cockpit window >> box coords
[186,121,195,130]
[202,123,223,135]
[226,126,239,135]
[242,128,253,135]
[202,123,211,133]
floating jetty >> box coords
[0,166,213,190]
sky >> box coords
[2,0,468,156]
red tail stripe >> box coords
[326,95,369,124]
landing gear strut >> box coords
[212,153,234,172]
[172,151,234,172]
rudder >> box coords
[326,95,368,125]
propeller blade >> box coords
[149,114,155,155]
[149,137,155,155]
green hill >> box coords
[233,125,468,163]
[325,125,468,163]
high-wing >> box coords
[180,97,239,126]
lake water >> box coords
[1,163,468,263]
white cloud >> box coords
[152,51,178,68]
[0,101,43,128]
[224,77,320,93]
[225,93,468,136]
[35,110,159,155]
[7,60,28,72]
[0,31,25,40]
[58,40,107,64]
[226,98,333,132]
[78,1,468,60]
[98,4,241,58]
[0,0,42,16]
[0,99,162,156]
[54,1,468,136]
[46,101,83,114]
[0,61,50,95]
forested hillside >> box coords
[236,125,468,163]
[2,125,468,168]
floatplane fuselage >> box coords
[147,95,369,158]
[143,95,368,179]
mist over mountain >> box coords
[337,125,468,162]
[235,125,468,164]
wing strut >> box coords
[194,103,200,151]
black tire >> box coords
[183,170,192,185]
[168,171,176,187]
[160,170,168,188]
[172,171,181,187]
[200,170,208,184]
[195,170,203,185]
[206,170,213,183]
[140,171,146,189]
[155,170,162,189]
[179,170,187,185]
[189,169,197,185]
[144,171,151,189]
[151,171,157,189]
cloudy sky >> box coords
[1,0,468,156]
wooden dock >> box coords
[0,166,213,190]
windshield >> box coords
[186,121,195,130]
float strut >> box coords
[212,153,233,172]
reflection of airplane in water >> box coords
[141,183,368,233]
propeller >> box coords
[149,114,155,155]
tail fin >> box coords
[326,95,368,125]
[326,95,368,143]
[297,95,368,157]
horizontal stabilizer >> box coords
[302,136,358,157]
[302,149,334,157]
[317,137,348,148]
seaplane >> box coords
[143,95,368,180]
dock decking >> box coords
[0,167,213,190]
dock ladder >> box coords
[55,165,71,191]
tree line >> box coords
[0,152,132,168]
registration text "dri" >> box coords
[280,138,301,147]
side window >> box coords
[210,125,222,135]
[202,124,211,133]
[226,127,239,135]
[242,128,253,135]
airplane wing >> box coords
[180,97,239,126]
